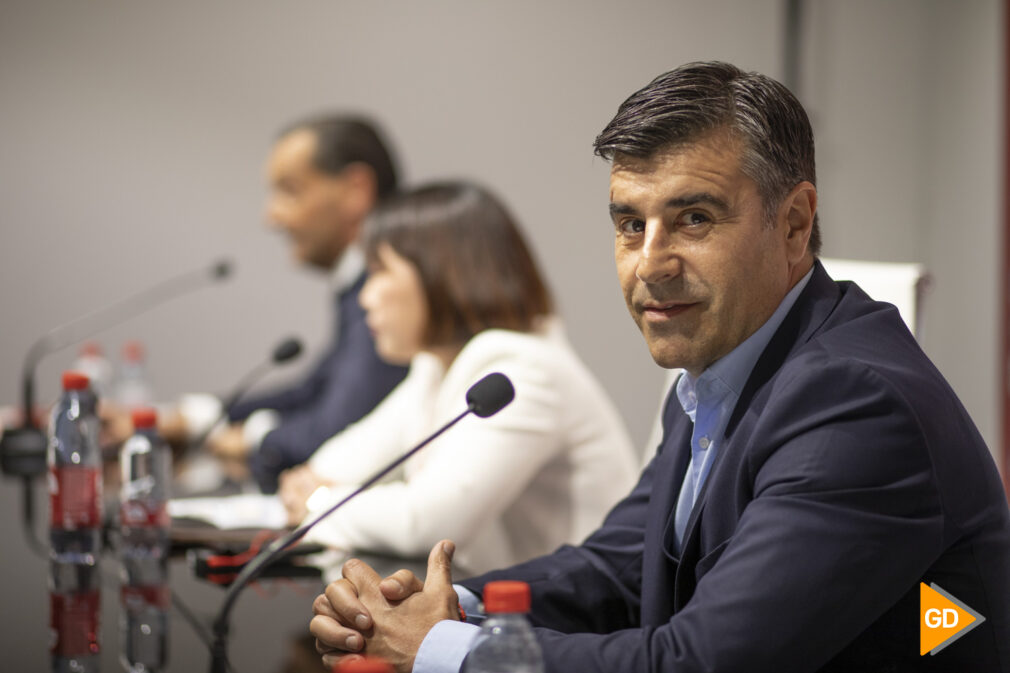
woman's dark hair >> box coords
[363,182,553,346]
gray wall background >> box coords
[0,1,1003,670]
[0,0,1002,463]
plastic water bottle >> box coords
[49,568,102,673]
[48,371,103,672]
[120,581,169,673]
[119,407,171,672]
[49,370,103,565]
[114,340,155,409]
[71,342,114,398]
[463,581,544,673]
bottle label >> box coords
[48,466,101,529]
[49,590,100,657]
[120,499,169,528]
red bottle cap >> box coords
[332,657,394,673]
[62,371,90,391]
[122,340,145,363]
[79,341,103,357]
[483,580,531,614]
[131,407,157,429]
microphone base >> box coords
[0,427,47,478]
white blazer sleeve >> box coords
[306,356,439,484]
[301,353,563,558]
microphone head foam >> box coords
[272,337,303,363]
[212,259,234,280]
[466,372,514,418]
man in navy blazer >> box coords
[309,63,1010,671]
[212,116,407,492]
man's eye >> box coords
[617,219,645,235]
[276,178,302,196]
[680,212,711,228]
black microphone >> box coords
[466,372,514,417]
[270,337,303,364]
[0,258,234,480]
[190,336,304,451]
[207,372,515,673]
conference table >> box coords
[0,479,426,672]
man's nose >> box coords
[636,220,681,284]
[265,208,280,229]
[265,197,289,229]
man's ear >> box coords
[340,162,380,219]
[779,180,817,264]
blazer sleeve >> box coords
[299,353,574,560]
[250,310,407,492]
[472,359,947,673]
[305,360,436,484]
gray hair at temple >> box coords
[593,61,821,256]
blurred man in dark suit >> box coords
[202,116,408,492]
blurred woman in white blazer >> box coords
[278,181,636,575]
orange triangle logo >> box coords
[920,582,986,656]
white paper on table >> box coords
[168,493,288,530]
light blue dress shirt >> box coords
[414,268,814,673]
[672,267,812,552]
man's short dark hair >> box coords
[281,115,399,199]
[594,61,821,256]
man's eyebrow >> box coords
[609,193,730,219]
[665,192,729,211]
[608,202,637,218]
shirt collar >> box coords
[677,266,814,416]
[330,245,366,294]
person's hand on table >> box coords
[310,540,460,673]
[206,423,251,481]
[157,408,189,448]
[279,465,334,525]
[206,423,249,459]
[98,401,134,449]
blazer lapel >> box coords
[656,394,693,564]
[639,392,693,626]
[672,262,844,608]
[727,262,841,436]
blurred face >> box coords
[359,243,429,365]
[610,130,814,377]
[265,129,362,270]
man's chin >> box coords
[646,345,687,370]
[638,327,687,367]
[296,250,337,271]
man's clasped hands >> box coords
[310,539,462,673]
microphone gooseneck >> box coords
[18,258,235,436]
[208,372,515,673]
[1,257,234,483]
[0,258,234,557]
[191,336,304,451]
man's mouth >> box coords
[640,302,699,321]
